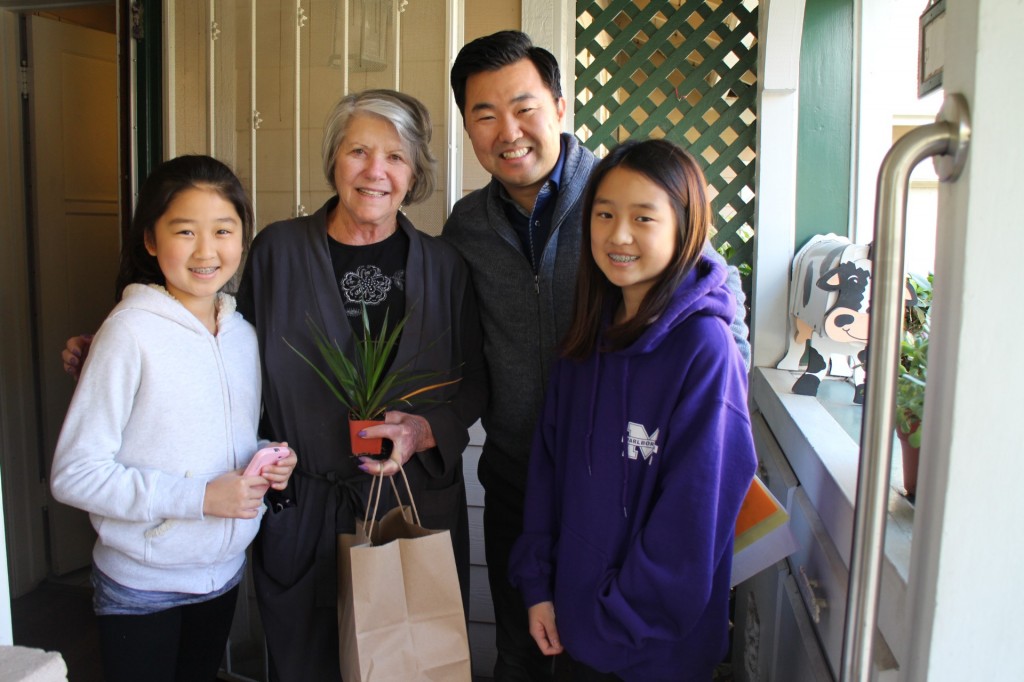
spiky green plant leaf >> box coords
[285,305,460,421]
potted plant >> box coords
[287,307,459,458]
[894,272,932,499]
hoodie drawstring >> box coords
[620,357,630,519]
[584,351,600,477]
[591,344,633,518]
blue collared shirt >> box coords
[499,135,568,274]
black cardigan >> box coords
[237,197,486,681]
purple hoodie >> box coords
[509,255,757,681]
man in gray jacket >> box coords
[444,31,749,681]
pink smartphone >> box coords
[244,446,287,477]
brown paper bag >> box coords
[337,473,471,681]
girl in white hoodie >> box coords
[50,155,296,682]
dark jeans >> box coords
[96,585,239,682]
[484,489,555,681]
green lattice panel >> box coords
[576,0,759,273]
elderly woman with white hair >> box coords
[237,89,485,681]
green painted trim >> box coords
[134,0,162,186]
[795,0,853,250]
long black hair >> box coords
[115,155,254,299]
[562,139,712,359]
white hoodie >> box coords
[51,283,264,595]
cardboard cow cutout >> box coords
[777,235,873,404]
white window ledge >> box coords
[751,367,914,664]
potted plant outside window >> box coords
[895,272,932,500]
[287,306,459,457]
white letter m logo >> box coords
[624,421,660,464]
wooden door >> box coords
[28,14,119,576]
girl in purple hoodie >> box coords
[509,139,757,681]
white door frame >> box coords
[904,0,1024,678]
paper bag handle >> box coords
[390,464,422,527]
[363,462,424,539]
[363,472,386,537]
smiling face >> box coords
[146,186,243,323]
[463,58,566,211]
[332,113,414,236]
[589,167,679,321]
[819,260,873,344]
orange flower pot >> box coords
[349,419,385,457]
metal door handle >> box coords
[839,93,970,682]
